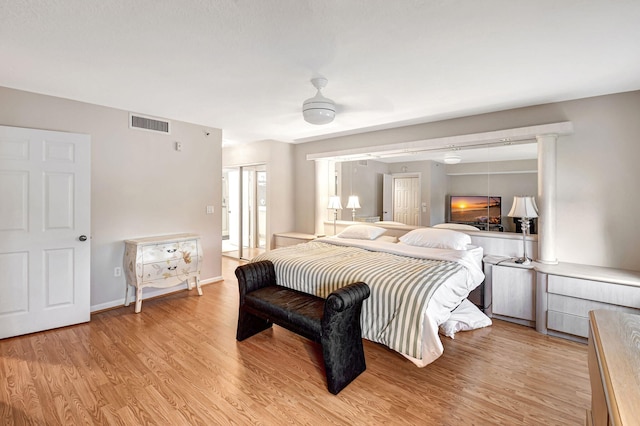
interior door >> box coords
[0,125,91,339]
[393,176,420,225]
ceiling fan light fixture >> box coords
[302,77,336,125]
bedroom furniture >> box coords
[507,195,538,265]
[483,256,535,326]
[536,263,640,340]
[587,310,640,426]
[235,260,370,394]
[124,233,203,313]
[273,232,317,249]
[254,231,485,367]
[484,257,640,338]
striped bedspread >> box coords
[252,241,464,360]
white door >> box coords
[0,125,91,339]
[382,174,392,221]
[393,176,420,226]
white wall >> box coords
[0,86,222,311]
[223,140,294,249]
[293,91,640,271]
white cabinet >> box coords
[493,264,535,322]
[485,256,640,341]
[124,233,203,313]
[485,257,535,326]
[537,267,640,339]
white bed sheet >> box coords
[316,237,485,367]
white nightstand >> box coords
[273,232,317,249]
[483,255,535,327]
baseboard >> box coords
[90,275,224,313]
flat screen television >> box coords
[449,195,502,225]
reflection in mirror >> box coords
[332,141,538,232]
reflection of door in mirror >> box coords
[392,175,420,225]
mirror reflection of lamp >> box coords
[327,196,342,235]
[508,196,539,264]
[444,152,462,164]
[346,195,361,221]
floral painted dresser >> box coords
[123,233,203,313]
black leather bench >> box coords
[235,260,370,394]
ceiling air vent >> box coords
[129,113,171,134]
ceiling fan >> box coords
[302,77,336,125]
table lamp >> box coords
[508,196,538,265]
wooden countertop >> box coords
[589,310,640,425]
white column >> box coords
[314,159,329,236]
[537,134,558,264]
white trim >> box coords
[306,122,573,161]
[90,276,224,313]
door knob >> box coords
[79,235,88,241]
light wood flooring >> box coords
[0,257,590,425]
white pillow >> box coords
[433,223,480,231]
[399,227,471,250]
[336,225,386,240]
[439,299,492,339]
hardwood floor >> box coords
[1,257,590,425]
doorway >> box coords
[383,173,421,226]
[222,165,267,260]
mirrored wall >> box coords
[331,140,538,232]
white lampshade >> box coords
[327,196,342,210]
[346,195,361,209]
[508,196,538,218]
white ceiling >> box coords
[1,1,639,146]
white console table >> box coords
[483,255,640,341]
[123,233,203,313]
[536,262,640,341]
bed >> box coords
[252,225,487,367]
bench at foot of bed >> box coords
[235,260,370,395]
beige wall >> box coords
[0,86,222,311]
[293,91,640,271]
[223,140,295,249]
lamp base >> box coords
[514,256,532,265]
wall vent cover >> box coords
[129,113,171,134]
